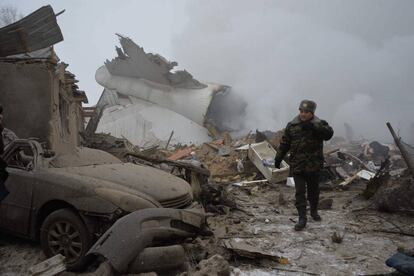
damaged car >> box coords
[0,139,197,269]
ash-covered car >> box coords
[0,139,196,269]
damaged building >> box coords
[0,6,209,274]
[0,5,88,153]
[89,35,246,147]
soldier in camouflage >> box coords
[275,100,333,231]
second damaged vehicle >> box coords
[0,139,196,269]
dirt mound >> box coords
[373,174,414,214]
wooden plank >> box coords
[387,122,414,176]
[0,5,63,57]
[28,254,66,276]
[339,173,360,186]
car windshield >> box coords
[49,147,122,168]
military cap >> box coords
[299,100,317,113]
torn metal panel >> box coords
[0,5,63,57]
[92,36,246,146]
[96,65,225,127]
[85,89,119,135]
[86,207,205,273]
[106,34,206,89]
[94,93,212,146]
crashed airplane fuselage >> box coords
[94,35,245,147]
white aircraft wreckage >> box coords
[91,35,245,147]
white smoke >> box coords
[172,0,414,142]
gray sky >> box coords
[2,0,414,141]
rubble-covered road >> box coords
[202,181,414,275]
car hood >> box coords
[50,163,192,202]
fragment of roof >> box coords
[64,70,88,104]
[0,5,64,57]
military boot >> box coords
[294,208,307,231]
[310,206,321,221]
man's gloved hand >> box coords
[313,120,326,131]
[274,158,282,169]
[302,121,314,131]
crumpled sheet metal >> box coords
[86,208,205,273]
[105,34,207,89]
[0,5,63,57]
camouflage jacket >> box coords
[275,115,334,174]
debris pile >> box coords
[183,254,230,276]
[2,5,414,276]
[83,123,411,209]
[373,170,414,213]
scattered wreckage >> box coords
[6,108,414,274]
[2,5,414,276]
[22,116,413,275]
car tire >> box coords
[40,208,92,271]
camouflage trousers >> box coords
[293,172,320,216]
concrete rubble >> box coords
[186,254,230,276]
[0,5,414,276]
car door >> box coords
[0,142,35,236]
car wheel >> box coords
[40,208,92,271]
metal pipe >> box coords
[386,122,414,176]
